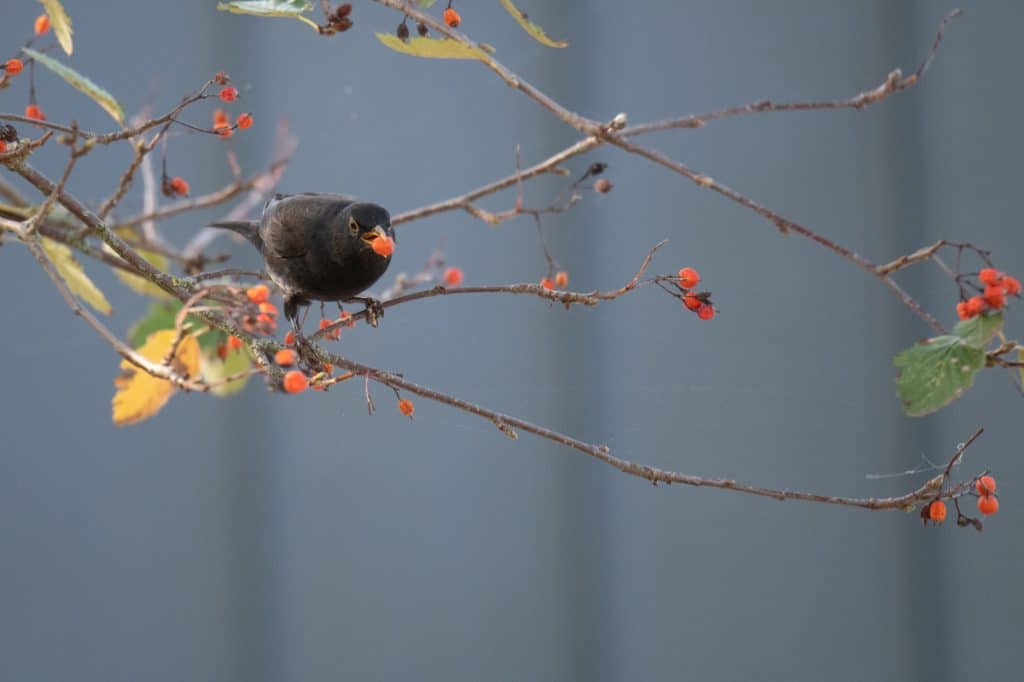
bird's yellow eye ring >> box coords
[348,217,359,234]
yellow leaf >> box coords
[39,0,73,55]
[22,48,124,125]
[375,33,489,60]
[112,330,200,426]
[499,0,568,48]
[41,237,112,315]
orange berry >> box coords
[978,267,1003,286]
[956,301,971,320]
[284,330,296,346]
[274,348,297,366]
[169,176,190,197]
[215,124,233,138]
[257,313,276,328]
[24,104,45,121]
[697,303,715,320]
[34,14,50,36]
[443,266,464,287]
[398,398,415,416]
[975,475,996,496]
[319,318,340,340]
[227,335,243,350]
[246,284,270,303]
[682,294,702,311]
[678,267,700,289]
[554,271,569,288]
[219,86,239,102]
[258,301,278,316]
[965,296,986,317]
[983,285,1006,310]
[928,500,947,523]
[236,112,253,129]
[540,277,554,290]
[216,343,229,360]
[443,7,461,28]
[340,311,355,327]
[4,59,23,76]
[977,494,999,516]
[1003,275,1021,296]
[370,235,395,257]
[282,370,309,394]
[213,108,230,126]
[0,141,6,154]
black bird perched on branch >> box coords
[210,192,394,333]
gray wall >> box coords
[1,2,1021,680]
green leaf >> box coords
[216,0,319,31]
[375,33,489,60]
[953,312,1003,349]
[39,0,74,55]
[499,0,568,48]
[129,301,222,352]
[416,0,438,7]
[894,335,985,417]
[199,345,252,397]
[22,48,124,125]
[41,237,112,314]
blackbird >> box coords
[210,192,394,333]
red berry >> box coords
[319,318,340,340]
[4,59,23,76]
[34,14,50,36]
[443,7,461,28]
[978,268,1003,286]
[236,113,253,130]
[274,348,297,366]
[540,278,554,290]
[682,294,702,312]
[246,284,270,304]
[168,176,190,197]
[975,475,996,496]
[398,398,415,416]
[0,141,6,154]
[216,343,229,360]
[928,500,947,523]
[219,86,239,102]
[984,285,1007,310]
[443,266,464,287]
[554,271,569,288]
[965,296,986,317]
[956,301,971,320]
[282,370,309,394]
[340,311,355,328]
[24,104,45,121]
[284,330,296,346]
[678,267,700,289]
[697,303,715,320]
[371,235,395,257]
[258,301,278,317]
[977,495,999,516]
[1003,275,1022,296]
[227,335,243,350]
[213,108,229,126]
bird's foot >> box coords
[350,296,384,328]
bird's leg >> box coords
[347,296,384,328]
[284,294,315,355]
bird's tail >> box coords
[208,220,260,247]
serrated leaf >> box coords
[41,237,112,314]
[112,329,200,426]
[375,33,489,60]
[499,0,568,48]
[894,335,985,417]
[22,48,123,125]
[39,0,73,55]
[216,0,319,31]
[952,312,1003,349]
[129,301,222,352]
[199,345,252,397]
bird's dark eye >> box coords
[348,217,359,234]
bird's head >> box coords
[344,202,394,254]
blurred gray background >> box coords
[1,1,1021,680]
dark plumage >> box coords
[210,192,394,332]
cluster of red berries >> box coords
[211,107,253,139]
[926,474,1000,525]
[677,267,715,320]
[317,311,355,341]
[238,284,279,335]
[5,16,52,119]
[956,268,1021,320]
[540,271,570,291]
[321,3,354,35]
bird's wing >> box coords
[259,193,355,259]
